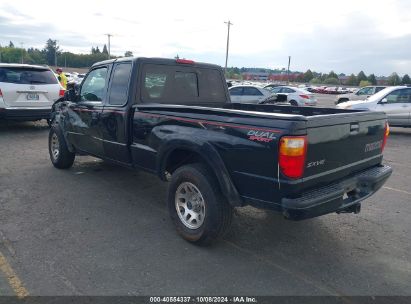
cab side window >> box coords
[108,63,132,105]
[80,67,108,102]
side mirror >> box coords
[64,88,78,102]
[380,98,388,104]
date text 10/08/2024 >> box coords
[149,297,257,303]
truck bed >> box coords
[133,103,387,205]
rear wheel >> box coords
[167,163,233,245]
[290,100,298,106]
[48,125,75,169]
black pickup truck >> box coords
[49,57,392,244]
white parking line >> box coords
[383,186,411,196]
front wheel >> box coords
[48,125,75,169]
[167,163,233,245]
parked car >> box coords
[337,87,350,94]
[312,86,328,94]
[229,85,273,103]
[0,63,64,122]
[335,86,386,104]
[49,57,392,244]
[265,86,317,106]
[337,86,411,127]
[324,87,339,94]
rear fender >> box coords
[157,139,243,207]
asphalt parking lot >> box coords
[0,95,410,297]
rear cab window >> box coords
[141,64,226,105]
[0,67,58,85]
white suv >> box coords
[0,64,64,122]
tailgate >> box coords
[303,111,387,190]
[1,83,59,107]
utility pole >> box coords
[55,40,58,67]
[224,20,233,75]
[20,42,24,64]
[105,34,113,59]
[287,56,291,84]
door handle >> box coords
[91,112,100,120]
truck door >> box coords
[101,62,133,164]
[67,66,108,156]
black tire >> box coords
[167,163,233,245]
[290,100,298,106]
[337,98,349,104]
[48,125,75,169]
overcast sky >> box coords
[1,0,411,75]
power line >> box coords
[224,20,233,75]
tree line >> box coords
[226,67,411,86]
[1,39,410,86]
[0,39,134,68]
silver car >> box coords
[337,86,411,127]
[335,86,386,104]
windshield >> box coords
[0,67,58,85]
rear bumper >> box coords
[281,165,392,220]
[0,107,51,121]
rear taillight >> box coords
[279,136,307,179]
[299,94,310,99]
[0,88,3,98]
[382,122,390,152]
[59,89,65,97]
